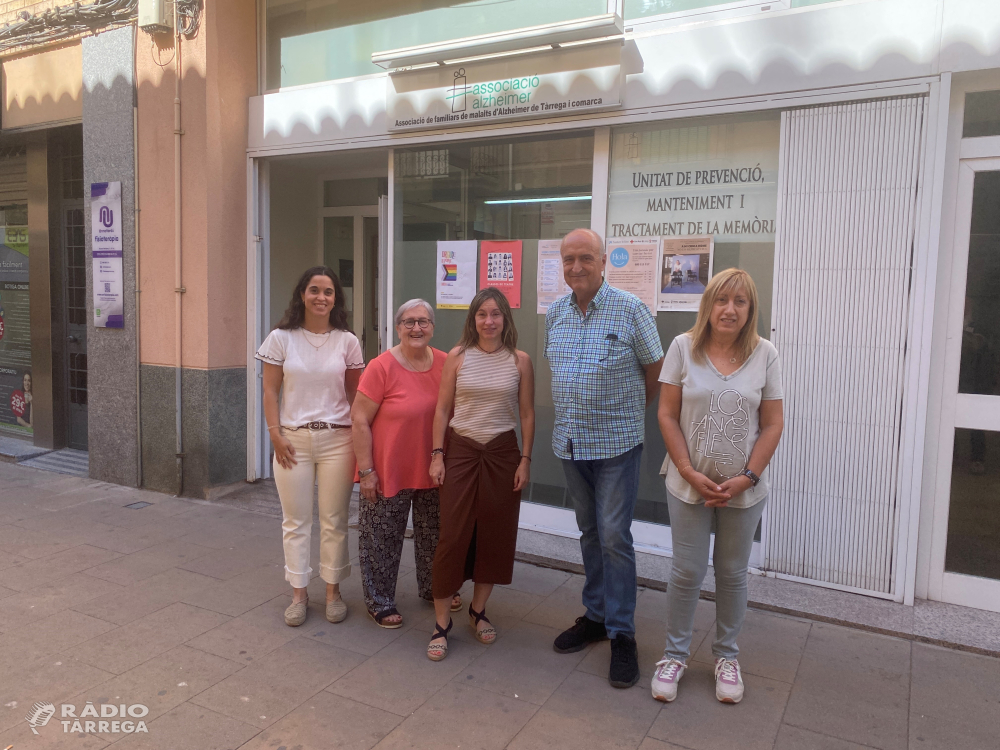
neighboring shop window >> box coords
[393,131,593,515]
[605,111,780,525]
[0,204,31,436]
[963,90,1000,138]
[265,0,607,90]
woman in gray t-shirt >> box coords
[650,268,784,707]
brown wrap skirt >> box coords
[431,428,521,598]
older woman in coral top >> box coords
[351,299,461,628]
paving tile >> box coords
[505,561,572,597]
[71,568,219,625]
[576,614,667,680]
[107,701,259,750]
[66,644,244,728]
[81,540,215,587]
[0,548,27,570]
[190,636,364,729]
[0,720,110,749]
[0,573,123,633]
[179,562,291,617]
[908,643,1000,749]
[186,616,301,663]
[374,681,537,750]
[0,610,117,672]
[69,603,231,675]
[0,523,83,559]
[692,609,810,683]
[460,621,588,706]
[83,522,194,555]
[646,660,791,750]
[520,578,591,631]
[783,624,910,750]
[298,577,419,657]
[774,724,878,749]
[0,544,122,591]
[508,670,661,750]
[327,627,485,717]
[637,739,696,750]
[241,690,401,750]
[177,537,284,580]
[0,656,115,732]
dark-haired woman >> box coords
[257,266,365,628]
[425,288,535,661]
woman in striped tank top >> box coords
[426,288,535,661]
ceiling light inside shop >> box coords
[484,196,592,205]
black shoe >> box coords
[553,615,608,654]
[609,634,640,688]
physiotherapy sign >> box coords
[387,42,621,132]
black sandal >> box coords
[469,605,497,645]
[368,607,403,629]
[427,619,453,661]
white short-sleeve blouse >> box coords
[255,327,364,427]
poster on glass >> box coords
[604,238,659,314]
[658,236,714,312]
[536,239,571,314]
[436,240,477,309]
[480,240,522,309]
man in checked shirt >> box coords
[545,228,664,689]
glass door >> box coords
[321,206,380,360]
[932,157,1000,611]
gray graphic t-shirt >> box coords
[658,334,783,508]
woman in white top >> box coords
[651,268,783,706]
[257,266,365,628]
[425,288,535,661]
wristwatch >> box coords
[740,468,760,487]
[358,467,375,479]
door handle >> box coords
[68,335,79,343]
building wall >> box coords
[0,0,61,26]
[135,0,256,496]
[82,25,138,487]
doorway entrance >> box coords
[930,154,1000,612]
[321,206,381,360]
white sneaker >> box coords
[651,658,686,702]
[714,658,744,703]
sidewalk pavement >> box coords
[1,462,998,750]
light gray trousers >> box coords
[663,490,766,662]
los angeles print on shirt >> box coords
[690,388,751,480]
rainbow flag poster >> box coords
[436,240,477,309]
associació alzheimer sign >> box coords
[387,43,621,132]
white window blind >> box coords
[764,97,927,596]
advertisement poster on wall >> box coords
[604,238,659,314]
[658,236,714,312]
[0,207,31,434]
[435,240,478,309]
[91,181,124,329]
[480,240,522,309]
[536,239,571,314]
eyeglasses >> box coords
[400,318,433,329]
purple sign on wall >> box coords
[91,181,124,329]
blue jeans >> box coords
[562,444,643,639]
[663,490,766,662]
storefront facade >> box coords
[246,0,1000,612]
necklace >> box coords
[396,346,432,372]
[301,327,333,350]
[476,342,504,354]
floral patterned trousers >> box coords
[358,487,440,616]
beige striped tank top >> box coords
[450,346,521,445]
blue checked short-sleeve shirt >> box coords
[544,281,664,460]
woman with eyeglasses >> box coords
[351,299,462,628]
